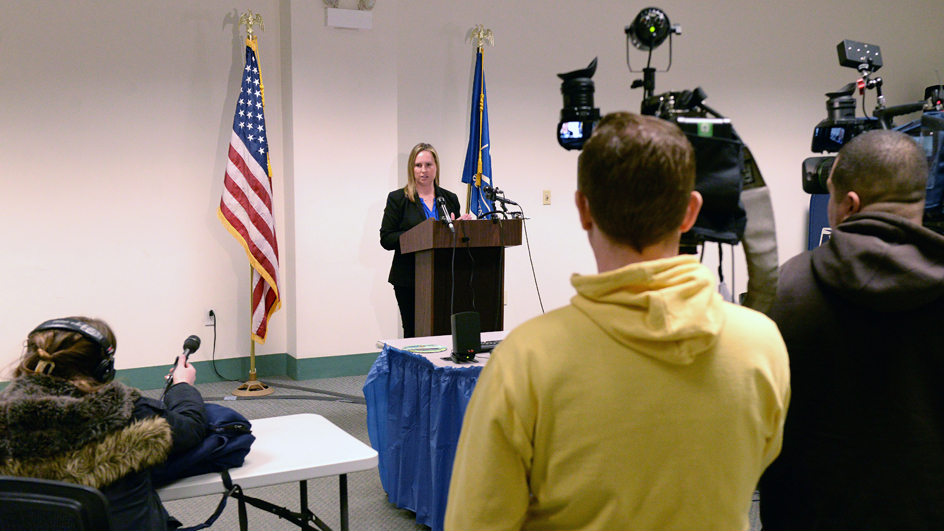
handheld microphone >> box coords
[437,196,455,233]
[160,335,201,401]
[181,335,201,361]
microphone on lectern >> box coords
[483,185,520,206]
[437,196,455,233]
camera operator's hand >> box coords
[168,354,197,386]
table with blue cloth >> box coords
[363,333,503,531]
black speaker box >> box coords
[451,312,481,362]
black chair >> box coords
[0,476,113,531]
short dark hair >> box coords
[830,130,928,206]
[577,112,695,251]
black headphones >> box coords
[30,318,116,383]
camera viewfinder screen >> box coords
[560,121,584,139]
[812,125,852,152]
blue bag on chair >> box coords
[152,403,255,488]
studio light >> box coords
[626,7,673,52]
[625,7,681,100]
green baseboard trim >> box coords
[287,352,380,381]
[0,352,382,392]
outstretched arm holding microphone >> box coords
[170,353,197,385]
[160,335,201,401]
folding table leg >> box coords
[300,480,308,513]
[298,480,330,531]
[340,474,349,531]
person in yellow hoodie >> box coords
[445,111,790,531]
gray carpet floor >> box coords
[142,374,429,531]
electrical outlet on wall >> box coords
[543,190,551,205]
[204,309,215,326]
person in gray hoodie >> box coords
[760,129,944,530]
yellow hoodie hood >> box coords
[570,254,725,365]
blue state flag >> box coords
[461,48,495,217]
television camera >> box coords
[801,40,944,197]
[554,8,779,314]
[557,7,683,150]
[556,8,754,248]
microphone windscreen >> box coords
[183,335,201,352]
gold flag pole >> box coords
[233,266,274,396]
[465,25,494,213]
[233,10,274,397]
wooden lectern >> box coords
[400,218,522,336]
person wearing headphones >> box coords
[0,316,207,531]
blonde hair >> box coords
[404,142,441,202]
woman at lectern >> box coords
[380,142,473,338]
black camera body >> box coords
[556,55,749,247]
[811,84,881,153]
[550,8,786,313]
[801,40,944,237]
[557,8,681,150]
[802,40,886,194]
[802,82,882,194]
[557,58,600,151]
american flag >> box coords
[218,37,281,343]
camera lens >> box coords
[802,156,835,194]
[560,78,596,122]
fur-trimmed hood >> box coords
[0,375,172,489]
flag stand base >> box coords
[232,372,274,397]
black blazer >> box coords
[380,186,462,287]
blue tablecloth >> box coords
[363,345,482,531]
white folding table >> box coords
[158,413,378,531]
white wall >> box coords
[392,0,944,325]
[1,2,287,374]
[3,1,943,375]
[285,1,399,358]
